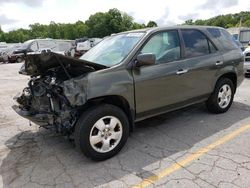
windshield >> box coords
[80,32,144,67]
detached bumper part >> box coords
[12,105,53,126]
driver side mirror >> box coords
[136,53,156,67]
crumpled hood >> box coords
[20,52,107,76]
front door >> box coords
[132,30,190,118]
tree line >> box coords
[184,11,250,28]
[0,8,157,43]
[1,9,250,43]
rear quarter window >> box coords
[207,28,238,51]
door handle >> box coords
[176,69,188,75]
[215,61,223,66]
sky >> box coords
[0,0,250,32]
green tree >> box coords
[244,20,250,27]
[85,12,110,37]
[107,8,124,33]
[120,13,134,30]
[132,22,145,29]
[0,26,3,35]
[0,26,4,42]
[48,21,60,39]
[184,11,250,28]
[75,21,88,38]
[0,8,177,42]
[29,23,48,38]
[86,8,146,37]
[147,21,157,27]
[184,19,194,25]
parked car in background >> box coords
[8,39,37,63]
[227,27,250,49]
[0,42,9,51]
[0,42,12,62]
[0,49,7,63]
[243,43,250,76]
[76,38,102,54]
[0,43,22,63]
[9,39,74,63]
[13,26,244,161]
[54,40,74,55]
[66,38,102,58]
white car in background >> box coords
[76,38,102,52]
[244,46,250,76]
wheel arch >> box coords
[80,95,135,132]
[215,72,237,93]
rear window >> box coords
[207,28,238,51]
[181,29,217,58]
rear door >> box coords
[207,28,244,74]
[179,29,224,99]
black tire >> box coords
[74,104,129,161]
[206,78,235,114]
[16,57,22,63]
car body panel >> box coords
[133,59,188,117]
[219,49,244,86]
[183,52,224,98]
[86,67,135,111]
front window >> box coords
[140,30,181,64]
[80,32,144,67]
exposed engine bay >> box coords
[12,52,106,135]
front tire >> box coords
[74,104,129,161]
[206,78,235,113]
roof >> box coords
[117,25,224,35]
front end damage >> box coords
[12,52,106,135]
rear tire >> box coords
[206,78,235,113]
[16,57,22,63]
[74,104,129,161]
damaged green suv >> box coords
[13,26,244,161]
